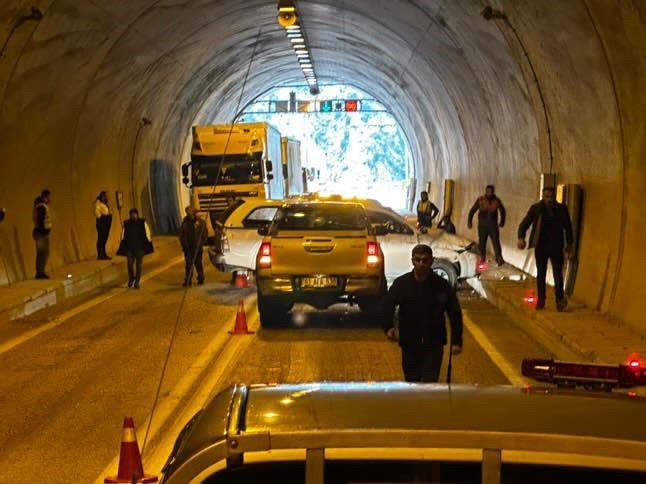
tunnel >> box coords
[0,0,644,332]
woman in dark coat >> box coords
[117,208,154,288]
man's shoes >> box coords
[35,273,49,280]
[128,279,134,288]
[496,257,505,266]
[183,279,192,287]
[98,255,112,260]
[556,298,568,312]
[535,300,545,310]
[134,281,140,289]
[197,278,204,285]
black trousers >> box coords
[126,250,144,283]
[535,245,565,302]
[96,216,112,258]
[184,249,204,282]
[478,223,502,261]
[401,345,444,383]
[35,234,50,276]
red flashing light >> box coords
[345,100,358,112]
[367,241,380,267]
[523,290,537,306]
[522,358,646,388]
[258,242,272,268]
[629,360,641,369]
[477,261,487,273]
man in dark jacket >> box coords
[179,206,207,286]
[32,189,52,279]
[518,187,574,311]
[117,208,154,289]
[468,185,506,265]
[384,244,463,382]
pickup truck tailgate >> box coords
[270,231,368,275]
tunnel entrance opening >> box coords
[236,83,414,209]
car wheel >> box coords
[257,293,292,328]
[432,259,458,287]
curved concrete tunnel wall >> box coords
[0,1,644,333]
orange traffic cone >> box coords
[229,298,254,335]
[105,417,158,483]
[234,271,250,288]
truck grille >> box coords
[197,194,230,213]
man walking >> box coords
[32,189,52,279]
[384,244,463,383]
[179,206,207,286]
[517,187,573,311]
[117,208,154,289]
[468,185,506,265]
[416,191,439,233]
[95,191,113,260]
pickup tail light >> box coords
[477,261,488,273]
[367,241,380,267]
[522,358,646,388]
[258,242,272,268]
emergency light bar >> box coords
[522,358,646,389]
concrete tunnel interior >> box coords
[0,1,644,333]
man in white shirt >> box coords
[95,191,113,260]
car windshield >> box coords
[274,204,368,231]
[191,153,262,186]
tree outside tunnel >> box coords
[237,84,414,209]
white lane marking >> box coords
[463,309,531,387]
[0,256,183,356]
[94,297,259,483]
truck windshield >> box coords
[191,154,262,186]
[274,204,368,231]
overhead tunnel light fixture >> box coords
[278,1,319,95]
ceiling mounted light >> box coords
[278,1,318,94]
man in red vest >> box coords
[468,185,506,265]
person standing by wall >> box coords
[517,187,574,311]
[384,244,463,383]
[32,189,52,279]
[117,208,154,289]
[416,191,439,233]
[467,185,506,265]
[179,206,207,286]
[95,191,113,260]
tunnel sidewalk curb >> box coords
[0,236,182,325]
[468,274,646,371]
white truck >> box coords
[281,137,305,197]
[181,122,284,242]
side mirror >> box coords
[266,160,273,172]
[181,162,190,177]
[374,225,388,236]
[182,176,190,185]
[257,226,269,236]
[267,173,274,181]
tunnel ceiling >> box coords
[1,1,646,332]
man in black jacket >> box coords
[384,244,463,382]
[32,189,52,279]
[117,208,154,289]
[467,185,506,265]
[518,187,574,311]
[179,206,207,286]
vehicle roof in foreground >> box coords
[162,383,646,482]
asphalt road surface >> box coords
[0,263,552,482]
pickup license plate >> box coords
[301,276,338,289]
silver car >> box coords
[161,382,646,483]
